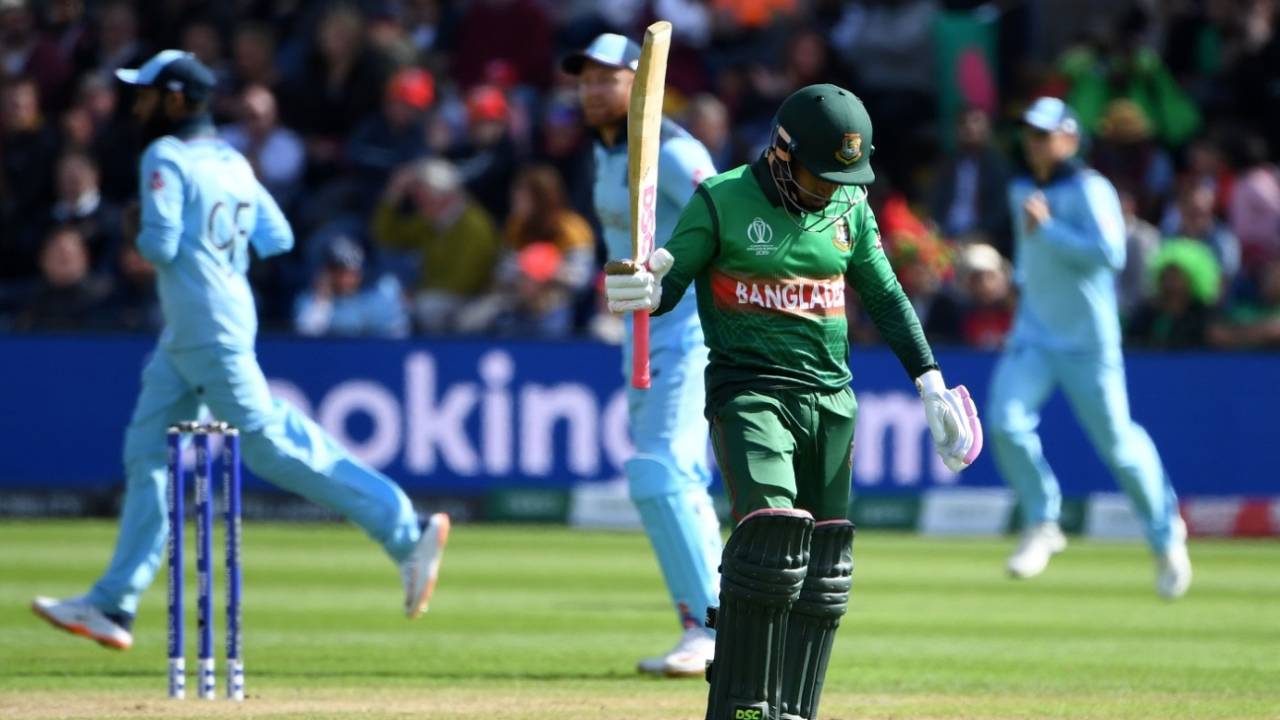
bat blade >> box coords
[628,20,672,391]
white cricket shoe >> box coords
[31,595,132,650]
[401,513,450,618]
[1156,520,1192,600]
[1007,521,1067,579]
[637,627,715,678]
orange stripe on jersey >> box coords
[710,270,846,318]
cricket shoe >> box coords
[401,512,450,618]
[636,627,715,678]
[1155,519,1192,600]
[31,595,133,650]
[1006,521,1067,579]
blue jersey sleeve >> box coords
[658,136,716,210]
[136,139,187,266]
[1037,174,1126,271]
[249,180,294,258]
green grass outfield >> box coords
[1,520,1277,719]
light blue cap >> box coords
[115,50,216,98]
[561,33,641,75]
[1023,96,1079,134]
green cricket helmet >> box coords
[773,84,875,185]
[767,84,874,229]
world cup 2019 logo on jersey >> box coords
[746,217,778,256]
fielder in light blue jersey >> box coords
[564,35,722,676]
[31,51,449,650]
[990,97,1191,599]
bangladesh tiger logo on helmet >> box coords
[835,133,863,165]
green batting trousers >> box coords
[710,387,857,522]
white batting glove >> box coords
[915,369,984,473]
[603,248,674,314]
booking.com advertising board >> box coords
[0,335,1277,527]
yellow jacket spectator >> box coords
[373,158,501,333]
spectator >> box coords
[1223,132,1280,274]
[477,165,596,337]
[712,0,800,30]
[68,74,135,202]
[1117,186,1162,320]
[100,241,161,332]
[1160,182,1241,285]
[741,26,846,126]
[1057,8,1201,147]
[347,67,434,190]
[14,225,110,332]
[279,3,392,181]
[181,17,228,82]
[453,0,553,90]
[363,3,417,68]
[43,0,92,68]
[372,158,500,333]
[445,84,518,221]
[0,0,1274,352]
[398,0,456,60]
[1127,239,1220,350]
[181,17,235,121]
[220,85,305,207]
[0,76,60,280]
[49,152,122,273]
[229,23,279,92]
[1,0,73,111]
[1089,98,1174,223]
[1228,0,1280,157]
[534,91,594,220]
[828,0,938,184]
[683,93,734,171]
[928,107,1012,255]
[954,242,1014,350]
[1211,258,1280,349]
[1173,138,1233,219]
[1161,0,1242,114]
[879,194,962,344]
[82,1,145,84]
[293,235,408,338]
[654,1,715,98]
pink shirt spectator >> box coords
[1230,165,1280,270]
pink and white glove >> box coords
[915,369,983,472]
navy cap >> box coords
[1023,97,1079,135]
[561,34,641,75]
[115,50,216,101]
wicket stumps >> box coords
[167,421,243,701]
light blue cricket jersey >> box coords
[594,118,715,368]
[136,119,293,351]
[1007,161,1126,352]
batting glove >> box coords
[603,248,674,314]
[915,369,983,473]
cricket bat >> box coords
[627,21,672,390]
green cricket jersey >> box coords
[654,158,936,413]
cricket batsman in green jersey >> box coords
[605,84,984,720]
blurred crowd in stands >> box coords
[0,0,1277,350]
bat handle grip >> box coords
[631,310,651,390]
